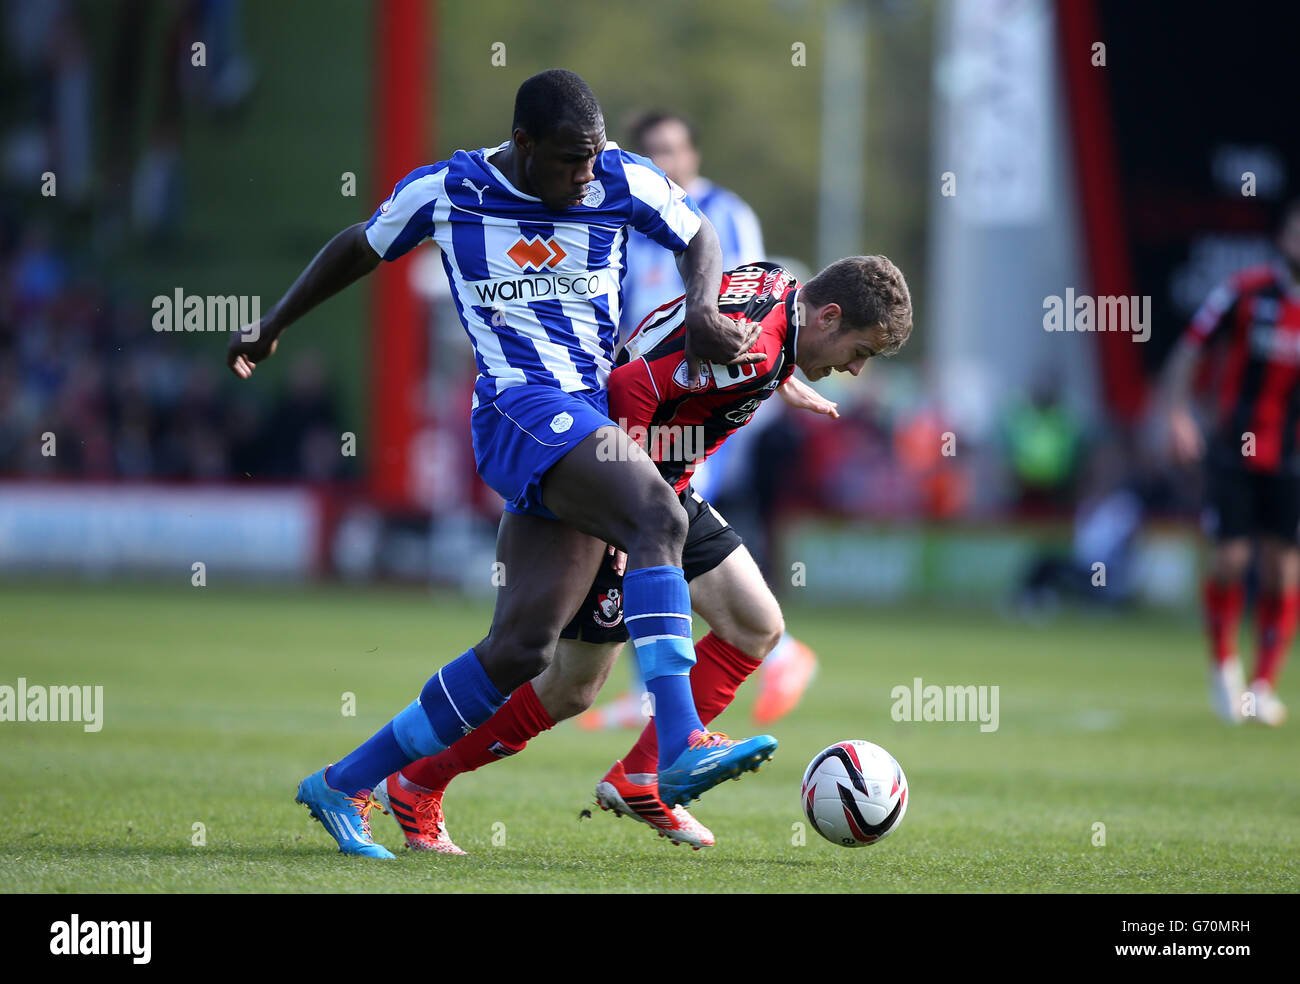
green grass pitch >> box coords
[1,582,1296,893]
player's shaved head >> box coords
[513,69,604,144]
[498,69,606,213]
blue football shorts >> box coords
[470,384,615,520]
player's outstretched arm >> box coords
[675,215,765,384]
[227,222,381,378]
[1156,336,1204,465]
[779,376,840,419]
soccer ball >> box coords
[800,740,908,847]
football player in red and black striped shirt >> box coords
[611,262,816,492]
[1161,198,1300,726]
[378,256,912,851]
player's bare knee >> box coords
[731,623,783,662]
[1211,547,1250,584]
[760,613,786,659]
[512,647,555,685]
[707,603,779,661]
[479,631,556,688]
[546,684,599,721]
[737,604,784,661]
[630,485,688,556]
[665,493,689,548]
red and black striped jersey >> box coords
[1185,263,1300,472]
[609,262,800,492]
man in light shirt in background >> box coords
[619,111,767,340]
[582,110,817,730]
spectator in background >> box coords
[1002,367,1083,512]
[1015,432,1146,616]
[105,0,256,243]
[265,353,347,481]
[0,0,341,490]
[620,111,765,338]
[2,0,93,206]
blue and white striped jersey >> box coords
[364,141,703,404]
[619,177,764,342]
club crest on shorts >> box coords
[593,587,623,628]
[550,412,574,433]
[672,359,712,391]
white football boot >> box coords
[1244,679,1287,727]
[1209,657,1246,724]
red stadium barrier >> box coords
[369,0,434,507]
[1055,0,1147,421]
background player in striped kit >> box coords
[619,111,766,341]
[1160,198,1300,727]
[378,256,912,852]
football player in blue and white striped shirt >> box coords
[227,69,776,859]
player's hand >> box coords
[683,308,766,387]
[606,543,627,576]
[227,323,279,379]
[1166,405,1204,465]
[779,376,840,419]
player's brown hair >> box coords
[803,255,913,356]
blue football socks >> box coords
[623,565,704,766]
[326,648,505,796]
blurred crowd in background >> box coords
[1,3,1094,502]
[1,0,352,482]
[3,0,1282,604]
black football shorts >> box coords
[558,486,743,645]
[1203,453,1300,544]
